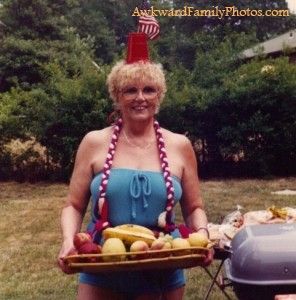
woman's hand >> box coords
[202,247,214,267]
[57,238,77,274]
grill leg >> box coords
[203,260,233,300]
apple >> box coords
[77,241,101,254]
[73,232,92,250]
[101,238,126,262]
[188,232,209,248]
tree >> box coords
[0,0,75,92]
[66,0,142,64]
[171,0,296,40]
[0,0,112,180]
[154,0,296,70]
[210,57,296,176]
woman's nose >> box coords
[135,89,145,100]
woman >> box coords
[58,34,213,300]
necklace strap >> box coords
[153,120,176,232]
[92,118,176,238]
[92,118,123,238]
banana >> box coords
[115,224,155,236]
[102,227,156,246]
[268,205,288,219]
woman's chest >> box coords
[93,144,183,179]
[90,169,182,226]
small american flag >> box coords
[138,0,160,40]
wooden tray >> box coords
[64,247,208,273]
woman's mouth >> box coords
[132,105,147,111]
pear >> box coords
[188,232,209,248]
[101,238,126,262]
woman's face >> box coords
[117,80,160,121]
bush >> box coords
[0,138,53,182]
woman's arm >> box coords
[58,133,95,273]
[179,137,213,265]
[180,137,208,233]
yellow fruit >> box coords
[188,232,209,248]
[115,224,154,236]
[171,238,191,256]
[102,227,156,246]
[171,238,191,249]
[101,238,126,262]
[163,241,172,250]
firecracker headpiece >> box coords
[126,32,149,64]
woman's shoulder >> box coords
[80,126,113,148]
[161,128,191,148]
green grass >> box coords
[0,178,296,299]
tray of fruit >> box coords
[64,224,212,273]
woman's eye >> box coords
[124,87,137,94]
[143,87,157,94]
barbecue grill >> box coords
[224,223,296,300]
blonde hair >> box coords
[106,60,167,104]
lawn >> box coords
[0,178,295,300]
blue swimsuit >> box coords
[79,168,186,295]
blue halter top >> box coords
[87,168,182,233]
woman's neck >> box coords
[122,117,155,137]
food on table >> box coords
[222,209,244,228]
[285,207,296,220]
[243,210,274,225]
[268,205,288,219]
[223,227,238,240]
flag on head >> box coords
[138,0,160,40]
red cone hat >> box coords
[126,32,149,64]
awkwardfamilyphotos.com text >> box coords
[132,6,290,19]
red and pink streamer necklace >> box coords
[92,117,178,238]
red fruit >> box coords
[77,241,102,255]
[73,232,92,250]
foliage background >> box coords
[0,0,296,181]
